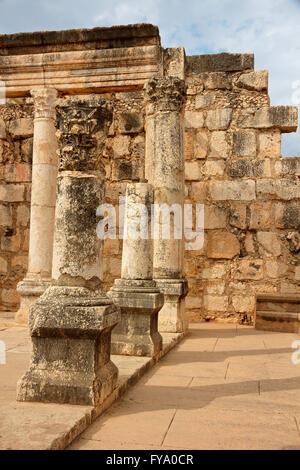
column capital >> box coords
[144,76,186,114]
[30,87,57,119]
[55,98,112,171]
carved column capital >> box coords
[30,88,57,119]
[144,76,186,114]
[55,98,112,172]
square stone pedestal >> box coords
[156,279,189,333]
[15,278,52,326]
[17,286,120,406]
[109,279,164,357]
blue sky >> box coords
[0,0,299,155]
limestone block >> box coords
[257,130,281,158]
[256,179,300,200]
[203,295,228,312]
[229,159,271,178]
[207,231,240,259]
[163,47,185,79]
[131,134,145,159]
[236,70,268,91]
[229,203,247,229]
[9,118,33,138]
[12,255,28,268]
[238,106,298,133]
[203,160,225,176]
[187,53,254,73]
[194,129,208,159]
[234,259,264,280]
[184,111,204,128]
[185,161,202,180]
[113,135,130,158]
[1,229,21,252]
[0,204,12,226]
[184,130,194,159]
[209,131,229,159]
[190,182,206,201]
[206,108,232,130]
[195,94,215,109]
[21,138,33,163]
[0,184,24,202]
[232,130,256,157]
[266,261,288,279]
[0,119,6,139]
[112,159,142,181]
[244,233,255,255]
[0,256,7,273]
[2,288,19,304]
[204,206,227,229]
[209,180,256,201]
[201,264,227,279]
[257,231,282,256]
[206,281,225,295]
[4,163,32,183]
[275,157,300,176]
[232,295,255,313]
[295,266,300,281]
[249,202,272,229]
[275,202,300,229]
[203,72,232,90]
[185,296,202,309]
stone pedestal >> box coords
[16,88,58,325]
[144,76,189,333]
[109,182,163,357]
[17,98,120,407]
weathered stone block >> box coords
[190,181,206,201]
[234,259,264,280]
[238,106,298,133]
[0,184,24,202]
[203,72,232,90]
[187,53,254,73]
[203,295,228,312]
[9,118,34,138]
[266,261,288,279]
[112,159,142,181]
[184,130,194,159]
[185,296,202,309]
[249,202,272,229]
[194,129,208,159]
[209,131,229,159]
[257,130,281,159]
[257,231,282,256]
[244,232,255,255]
[275,202,300,229]
[256,179,300,200]
[0,256,7,273]
[207,231,240,259]
[229,203,247,229]
[119,112,143,134]
[232,130,256,157]
[202,264,227,279]
[184,111,204,128]
[229,159,271,178]
[113,135,130,158]
[275,157,300,176]
[206,281,225,295]
[4,163,32,182]
[206,108,232,130]
[203,160,225,176]
[232,295,255,313]
[0,204,12,226]
[204,206,227,229]
[195,94,215,109]
[185,161,202,180]
[2,288,19,304]
[209,180,256,201]
[236,70,268,91]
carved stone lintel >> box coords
[30,88,57,119]
[55,98,113,172]
[144,76,186,114]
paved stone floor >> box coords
[1,322,300,450]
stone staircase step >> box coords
[255,310,300,333]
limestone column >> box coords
[109,182,163,357]
[17,98,120,406]
[16,88,58,325]
[144,76,188,333]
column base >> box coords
[15,277,51,326]
[109,279,164,357]
[156,279,189,333]
[17,286,120,407]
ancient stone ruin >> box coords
[0,23,299,405]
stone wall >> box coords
[0,47,299,323]
[0,100,33,311]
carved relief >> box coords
[31,88,57,119]
[55,98,113,171]
[144,76,186,114]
